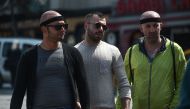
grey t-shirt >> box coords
[33,46,74,109]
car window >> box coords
[2,42,13,57]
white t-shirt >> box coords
[75,40,131,108]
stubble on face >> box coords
[140,11,162,44]
[46,28,64,43]
[46,20,66,42]
[145,30,160,43]
[87,16,106,43]
[141,23,161,44]
[145,33,159,44]
[87,27,104,43]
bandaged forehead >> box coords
[140,17,161,24]
[40,10,65,26]
[140,11,161,24]
[40,16,65,26]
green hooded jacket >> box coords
[116,37,186,109]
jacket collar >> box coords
[138,35,167,56]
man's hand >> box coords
[75,101,81,109]
[121,97,131,109]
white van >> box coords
[0,37,41,88]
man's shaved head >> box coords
[139,11,161,24]
[40,10,62,25]
[140,11,161,20]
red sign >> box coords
[115,0,190,16]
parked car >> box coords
[0,37,41,88]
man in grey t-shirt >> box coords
[10,10,89,109]
[75,12,131,109]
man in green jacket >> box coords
[117,10,186,109]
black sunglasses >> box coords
[89,22,107,31]
[46,24,68,31]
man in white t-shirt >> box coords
[75,12,131,109]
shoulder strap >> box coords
[170,41,176,90]
[129,46,134,84]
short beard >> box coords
[87,29,103,43]
[47,29,64,42]
[88,34,101,43]
[145,36,159,44]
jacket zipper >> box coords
[148,63,152,109]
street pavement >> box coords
[0,83,26,109]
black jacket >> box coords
[10,43,89,109]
